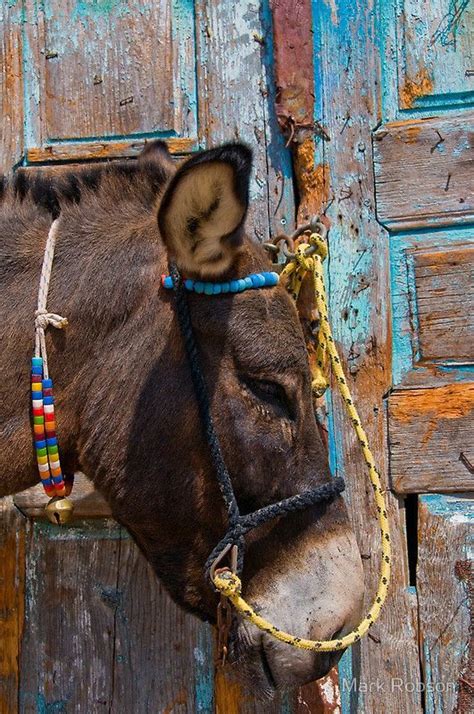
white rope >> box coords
[34,219,68,378]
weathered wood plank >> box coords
[395,0,474,110]
[0,0,23,171]
[14,472,111,519]
[0,498,25,714]
[195,0,294,244]
[373,114,474,231]
[314,1,423,711]
[389,383,474,494]
[26,137,195,164]
[110,535,215,713]
[23,0,196,153]
[417,494,474,713]
[411,243,474,363]
[19,521,214,713]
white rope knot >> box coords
[35,309,68,331]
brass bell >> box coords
[45,496,74,525]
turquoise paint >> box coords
[420,493,474,520]
[33,519,124,541]
[379,0,474,120]
[35,694,68,714]
[172,0,198,138]
[45,129,179,145]
[71,0,132,22]
[193,626,214,712]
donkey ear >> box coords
[158,144,252,277]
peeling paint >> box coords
[400,67,434,109]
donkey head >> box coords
[94,142,365,693]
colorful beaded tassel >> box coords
[161,271,279,294]
[31,357,67,498]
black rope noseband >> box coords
[169,263,345,580]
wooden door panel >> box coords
[19,519,214,713]
[396,0,474,110]
[373,114,474,231]
[23,0,197,162]
[417,495,474,712]
[389,383,474,493]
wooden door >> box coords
[311,0,473,712]
[0,2,298,712]
[1,0,473,712]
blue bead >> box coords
[194,282,205,294]
[213,284,222,294]
[43,396,54,405]
[42,378,53,388]
[42,477,53,487]
[230,280,240,293]
[32,391,42,400]
[264,272,279,286]
[46,437,58,447]
[35,440,47,449]
[243,277,253,290]
[221,282,230,293]
[204,283,214,295]
[163,276,173,289]
[32,367,43,375]
[255,273,266,287]
[52,474,64,484]
[236,279,246,292]
[32,357,43,367]
[184,279,194,291]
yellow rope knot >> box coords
[211,231,391,652]
[214,570,242,597]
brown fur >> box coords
[0,142,358,637]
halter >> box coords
[31,218,390,664]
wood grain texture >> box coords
[373,114,474,231]
[417,494,474,712]
[26,137,195,163]
[20,521,214,713]
[0,0,23,171]
[411,243,474,363]
[395,0,474,110]
[389,382,474,494]
[14,473,111,519]
[0,498,25,714]
[195,0,294,244]
[23,0,196,154]
[314,1,422,711]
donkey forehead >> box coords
[192,286,309,373]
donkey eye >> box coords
[241,376,293,420]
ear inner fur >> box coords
[158,145,252,278]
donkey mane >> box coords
[0,141,175,219]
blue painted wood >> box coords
[380,0,474,119]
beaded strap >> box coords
[161,271,279,294]
[31,357,66,498]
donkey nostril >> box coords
[331,626,345,641]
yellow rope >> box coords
[213,232,391,651]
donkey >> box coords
[0,141,364,693]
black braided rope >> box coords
[169,263,345,582]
